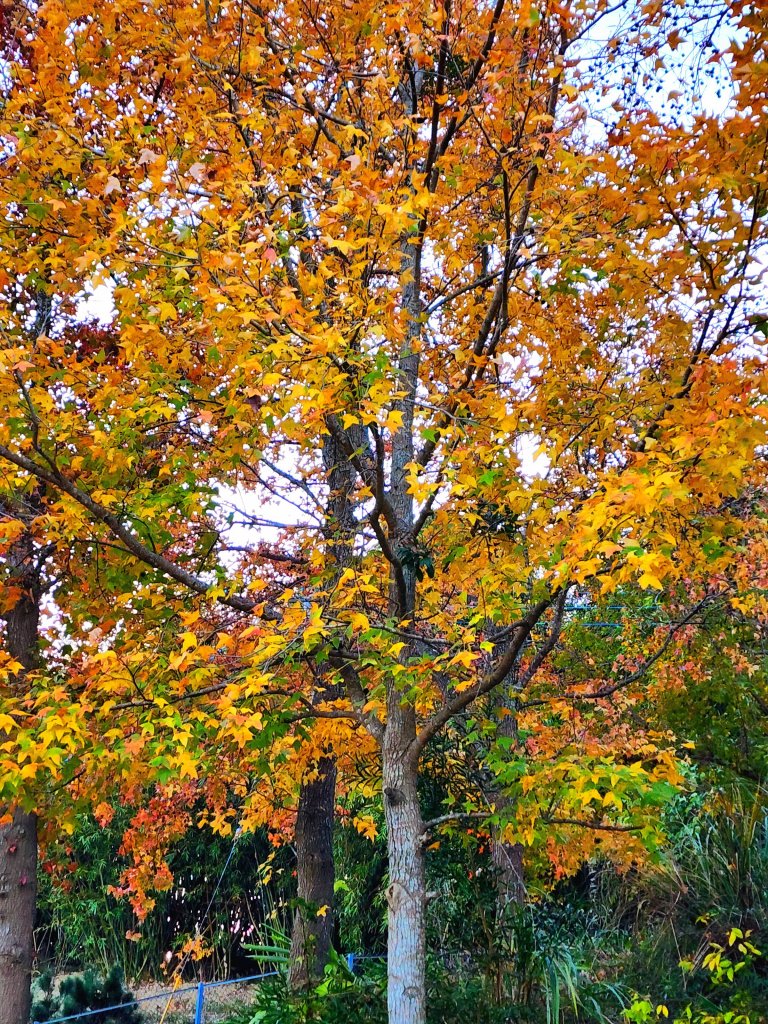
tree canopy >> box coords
[1,1,767,1021]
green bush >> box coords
[236,954,387,1024]
[224,960,512,1024]
[620,791,768,1015]
[30,965,141,1024]
[425,961,519,1024]
[623,928,763,1024]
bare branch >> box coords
[515,589,568,691]
[421,811,488,839]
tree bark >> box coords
[383,715,426,1024]
[382,216,427,1023]
[0,517,42,1024]
[288,756,337,989]
[0,809,38,1024]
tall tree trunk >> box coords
[0,517,42,1024]
[383,625,429,1024]
[287,430,356,987]
[383,711,425,1024]
[383,218,427,1023]
[288,756,337,989]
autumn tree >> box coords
[0,16,44,1019]
[1,2,768,1023]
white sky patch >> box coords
[76,281,115,323]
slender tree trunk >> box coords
[489,815,524,1009]
[0,518,43,1024]
[288,757,337,989]
[360,854,388,953]
[484,635,526,913]
[491,826,525,909]
[490,708,525,910]
[383,711,426,1024]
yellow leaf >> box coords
[181,632,198,651]
[579,788,603,805]
[638,570,664,590]
[386,410,404,432]
[349,611,370,632]
[157,302,178,321]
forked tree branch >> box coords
[0,442,282,619]
[410,598,551,762]
[572,592,721,700]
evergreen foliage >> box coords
[30,966,140,1024]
